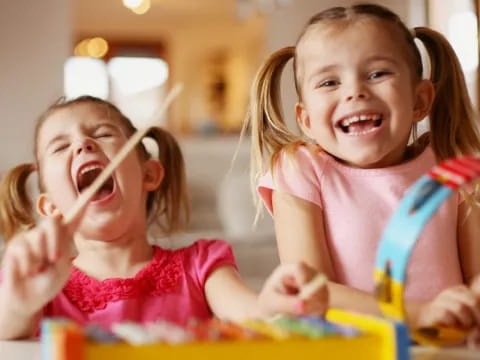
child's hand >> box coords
[0,215,73,316]
[415,285,480,330]
[257,262,329,318]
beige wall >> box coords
[0,0,71,170]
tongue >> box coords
[348,120,377,133]
[92,185,112,201]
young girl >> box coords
[0,96,327,340]
[244,3,480,331]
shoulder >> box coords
[177,239,234,259]
[173,239,237,284]
[259,144,327,188]
[277,143,326,172]
[258,144,327,212]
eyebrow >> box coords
[364,55,400,66]
[91,122,122,134]
[307,64,339,82]
[46,133,69,151]
[307,55,400,82]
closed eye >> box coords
[91,122,122,140]
[53,143,69,154]
[94,133,112,139]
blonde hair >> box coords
[0,96,190,240]
[242,3,480,214]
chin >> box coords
[344,154,387,169]
[80,217,127,240]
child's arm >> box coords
[272,190,383,312]
[0,217,73,339]
[204,262,328,321]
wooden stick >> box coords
[63,83,183,225]
[299,273,327,300]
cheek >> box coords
[387,81,415,107]
[42,163,75,206]
[117,155,145,188]
[305,94,330,116]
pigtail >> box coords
[0,163,37,241]
[145,127,190,235]
[414,27,480,160]
[241,47,306,207]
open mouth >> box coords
[76,163,115,202]
[336,113,383,135]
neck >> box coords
[73,230,154,280]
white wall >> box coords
[0,0,71,170]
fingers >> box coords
[264,262,329,317]
[426,286,480,330]
[2,217,71,280]
[272,262,318,294]
[4,229,47,278]
[446,287,480,328]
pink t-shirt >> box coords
[259,145,463,301]
[0,239,236,331]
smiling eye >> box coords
[317,79,340,88]
[369,71,390,80]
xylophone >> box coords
[40,309,409,360]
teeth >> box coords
[340,114,381,127]
[348,127,378,136]
[79,164,104,176]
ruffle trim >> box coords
[63,247,183,313]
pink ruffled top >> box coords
[39,239,236,329]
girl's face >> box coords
[295,18,433,168]
[35,103,160,240]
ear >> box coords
[295,102,313,136]
[37,193,62,218]
[413,79,435,123]
[143,159,164,191]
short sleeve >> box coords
[191,239,238,286]
[257,146,324,214]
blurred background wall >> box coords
[2,0,477,166]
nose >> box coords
[346,92,367,102]
[74,138,97,155]
[345,81,370,102]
